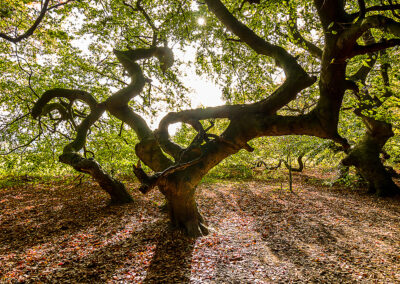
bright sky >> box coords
[65,10,223,134]
[150,44,223,133]
[70,38,223,134]
[170,45,223,104]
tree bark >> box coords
[59,153,133,204]
[342,120,399,196]
[158,172,209,238]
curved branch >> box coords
[59,152,133,204]
[287,8,322,59]
[40,103,69,120]
[203,0,316,118]
[63,107,105,153]
[0,0,74,43]
[106,47,173,109]
[106,104,173,171]
[254,154,305,172]
[155,71,317,158]
[32,88,98,119]
[32,87,132,203]
[0,0,50,43]
[204,0,312,80]
[350,4,400,19]
[103,46,176,172]
[339,15,400,52]
[155,104,252,158]
[282,154,305,172]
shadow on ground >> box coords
[0,172,399,282]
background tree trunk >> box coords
[342,119,399,196]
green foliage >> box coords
[1,0,400,181]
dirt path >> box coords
[0,171,399,283]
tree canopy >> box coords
[2,0,400,236]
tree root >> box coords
[184,219,209,238]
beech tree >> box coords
[2,0,400,236]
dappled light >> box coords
[1,172,399,282]
[2,0,400,282]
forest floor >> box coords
[0,169,400,283]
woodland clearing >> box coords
[0,170,399,283]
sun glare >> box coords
[197,17,206,26]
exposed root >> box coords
[185,220,209,238]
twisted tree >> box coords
[2,0,400,236]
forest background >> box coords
[2,1,400,282]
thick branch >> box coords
[204,0,311,79]
[349,31,377,83]
[156,105,244,157]
[107,47,173,109]
[358,0,366,20]
[59,152,133,204]
[133,155,203,193]
[351,39,400,57]
[156,71,317,158]
[103,46,176,172]
[63,107,105,153]
[339,15,400,51]
[351,4,400,17]
[40,103,69,120]
[313,0,347,28]
[32,88,98,118]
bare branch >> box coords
[0,113,30,132]
[133,155,204,194]
[0,133,41,156]
[14,47,39,98]
[123,0,159,46]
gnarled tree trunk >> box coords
[342,117,399,196]
[59,153,133,204]
[30,0,400,238]
[159,173,208,237]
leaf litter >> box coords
[0,170,399,283]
